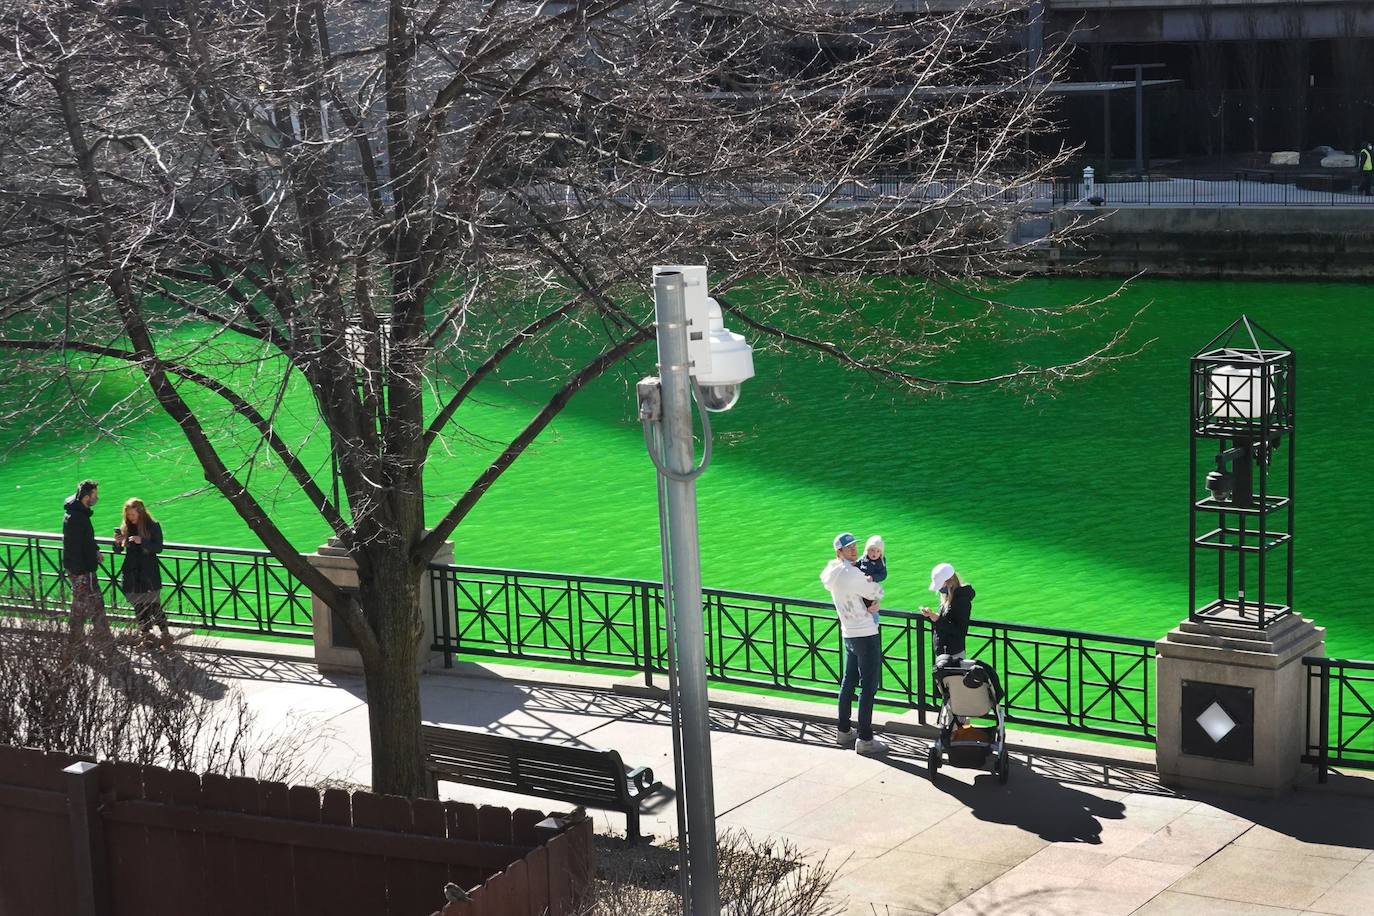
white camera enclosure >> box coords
[652,265,755,394]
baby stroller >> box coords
[926,656,1009,783]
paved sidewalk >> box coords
[186,644,1374,916]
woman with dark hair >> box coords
[114,498,171,650]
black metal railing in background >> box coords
[1303,657,1374,780]
[1052,171,1374,208]
[621,176,1056,208]
[0,529,312,639]
[428,564,1158,743]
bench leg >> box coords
[626,808,641,846]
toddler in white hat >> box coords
[857,536,887,624]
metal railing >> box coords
[0,527,1157,742]
[625,177,1056,207]
[1303,656,1374,780]
[429,564,1157,743]
[0,529,312,639]
[1053,172,1374,208]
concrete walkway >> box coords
[186,641,1374,916]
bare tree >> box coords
[0,0,1126,794]
[1189,0,1226,158]
[1333,10,1373,152]
[1275,1,1309,151]
[1235,10,1265,154]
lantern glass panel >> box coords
[1207,364,1274,421]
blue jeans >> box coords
[838,634,882,741]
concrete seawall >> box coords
[1047,206,1374,279]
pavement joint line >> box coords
[714,768,811,819]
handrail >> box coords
[427,563,1159,742]
[0,528,278,558]
[427,562,1159,648]
[1302,655,1374,672]
[0,528,312,639]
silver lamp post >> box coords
[638,266,754,916]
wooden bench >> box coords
[421,724,663,844]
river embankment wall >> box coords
[1047,207,1374,279]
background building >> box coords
[1044,0,1374,166]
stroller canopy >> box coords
[935,658,1002,719]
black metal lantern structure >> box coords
[1189,317,1295,628]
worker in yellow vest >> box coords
[1360,143,1373,197]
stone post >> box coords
[1156,612,1324,796]
[1082,165,1095,199]
[308,536,455,676]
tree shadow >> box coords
[147,648,229,700]
[98,644,160,698]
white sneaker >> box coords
[856,737,888,757]
[836,728,857,748]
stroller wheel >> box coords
[996,750,1009,784]
[927,745,941,778]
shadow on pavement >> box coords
[1193,786,1374,855]
[879,754,1128,844]
[180,649,349,688]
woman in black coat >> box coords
[920,561,974,662]
[114,498,172,649]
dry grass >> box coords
[581,829,842,916]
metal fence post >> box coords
[916,615,928,724]
[64,761,110,916]
[438,568,453,669]
[642,585,655,689]
[1317,663,1330,783]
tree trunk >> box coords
[358,563,429,797]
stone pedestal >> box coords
[1156,611,1324,797]
[309,536,455,677]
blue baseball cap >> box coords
[833,532,857,551]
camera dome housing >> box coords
[695,382,741,412]
[651,266,755,411]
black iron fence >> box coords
[1303,657,1374,780]
[0,529,312,639]
[1053,171,1374,207]
[12,526,1374,767]
[428,564,1157,743]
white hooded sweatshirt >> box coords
[820,558,884,638]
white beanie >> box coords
[865,535,884,554]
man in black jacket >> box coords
[62,479,112,650]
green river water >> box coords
[1,278,1370,658]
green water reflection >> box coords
[1,278,1369,657]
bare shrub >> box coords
[580,830,840,916]
[0,615,320,782]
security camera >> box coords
[652,267,755,412]
[691,296,754,412]
[695,382,742,412]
